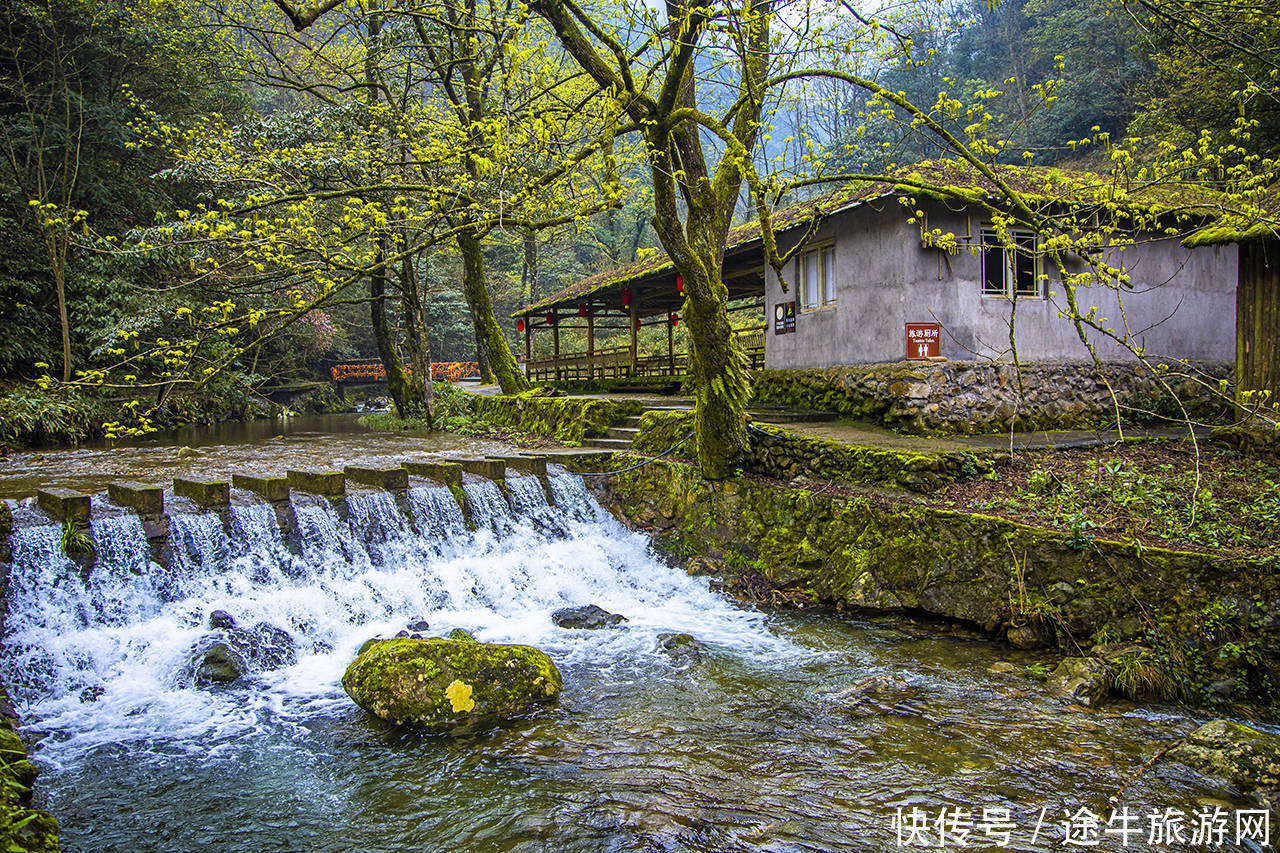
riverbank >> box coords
[580,450,1280,720]
[0,384,355,451]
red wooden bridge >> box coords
[330,362,481,384]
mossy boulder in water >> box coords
[1167,720,1280,800]
[1045,656,1109,707]
[342,636,562,733]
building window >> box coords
[800,244,836,310]
[981,228,1042,298]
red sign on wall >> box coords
[905,323,941,360]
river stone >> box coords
[656,632,705,663]
[827,673,916,716]
[1044,656,1109,706]
[193,639,248,684]
[188,621,297,685]
[1006,623,1048,650]
[1167,719,1280,796]
[341,637,562,733]
[551,604,627,630]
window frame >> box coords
[980,227,1043,299]
[798,242,837,311]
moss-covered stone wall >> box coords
[632,410,997,492]
[0,691,58,852]
[750,360,1233,435]
[467,393,644,445]
[586,456,1280,714]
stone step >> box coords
[618,416,643,428]
[746,409,838,424]
[583,437,634,450]
[605,427,640,440]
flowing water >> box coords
[0,471,1263,852]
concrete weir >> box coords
[0,453,560,572]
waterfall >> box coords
[0,472,780,762]
[88,513,162,625]
[228,502,296,580]
[407,485,467,541]
[461,479,514,534]
[168,512,230,577]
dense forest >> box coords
[0,0,1275,451]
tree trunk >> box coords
[401,254,433,426]
[54,256,71,383]
[369,244,412,417]
[456,226,528,394]
[676,248,751,480]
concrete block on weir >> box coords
[37,488,91,526]
[457,457,505,480]
[488,454,547,476]
[345,465,409,491]
[173,477,231,508]
[287,470,346,497]
[107,481,165,517]
[402,461,462,488]
[231,474,290,503]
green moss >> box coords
[585,455,1280,717]
[0,706,59,853]
[630,409,994,492]
[467,393,644,445]
[341,637,562,733]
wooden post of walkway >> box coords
[552,314,560,382]
[587,310,595,380]
[524,320,531,372]
[629,302,639,375]
[667,313,675,375]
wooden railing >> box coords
[330,362,481,383]
[524,326,764,383]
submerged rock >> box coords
[186,619,298,686]
[342,637,561,733]
[826,674,917,716]
[551,604,627,630]
[193,639,248,685]
[1167,719,1280,798]
[1044,656,1109,706]
[656,633,705,663]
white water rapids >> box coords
[2,473,784,766]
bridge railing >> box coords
[330,362,480,383]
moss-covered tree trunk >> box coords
[369,244,413,417]
[457,226,528,394]
[401,254,433,427]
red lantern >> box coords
[517,318,525,333]
[622,288,631,308]
[676,274,684,294]
[671,313,679,327]
[545,312,556,325]
[578,303,587,317]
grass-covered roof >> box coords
[513,159,1265,318]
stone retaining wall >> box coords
[632,410,997,492]
[468,393,644,445]
[751,359,1234,435]
[584,457,1280,716]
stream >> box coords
[0,423,1264,852]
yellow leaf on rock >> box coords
[445,679,475,713]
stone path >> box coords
[465,386,1201,455]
